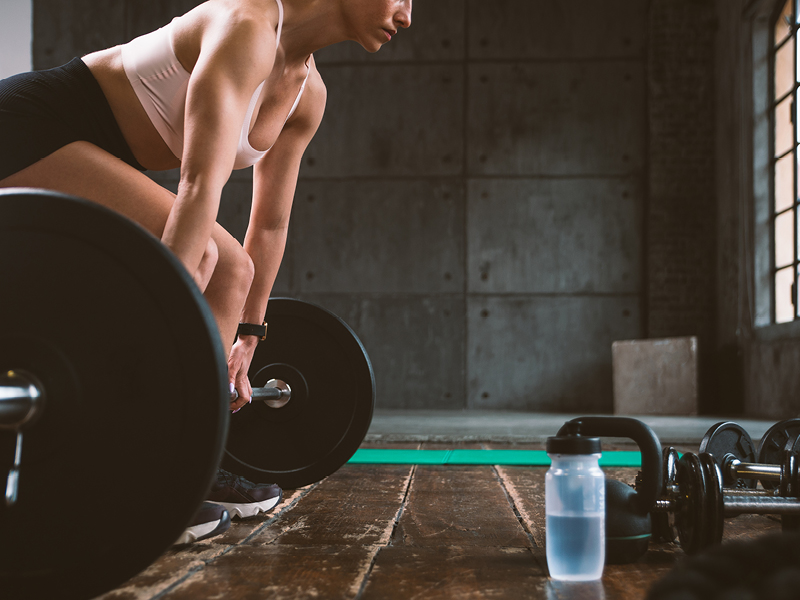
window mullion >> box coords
[793,0,799,319]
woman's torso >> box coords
[83,0,311,172]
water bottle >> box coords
[545,434,605,581]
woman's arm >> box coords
[228,64,327,400]
[162,10,277,275]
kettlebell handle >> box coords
[556,416,663,514]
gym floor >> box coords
[96,413,781,600]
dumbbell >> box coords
[650,448,800,555]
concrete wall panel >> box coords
[468,296,641,412]
[747,339,800,419]
[467,178,641,294]
[298,294,466,410]
[467,62,644,176]
[315,0,465,64]
[305,65,463,178]
[33,0,124,68]
[289,179,465,294]
[468,0,646,60]
[126,0,202,39]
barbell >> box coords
[0,188,375,599]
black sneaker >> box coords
[175,502,231,545]
[208,468,282,519]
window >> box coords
[772,0,800,322]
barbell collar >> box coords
[0,370,45,430]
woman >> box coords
[0,0,412,539]
[0,0,411,409]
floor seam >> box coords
[148,483,318,600]
[353,464,416,599]
[492,465,539,549]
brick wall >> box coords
[646,0,719,410]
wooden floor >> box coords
[98,444,781,600]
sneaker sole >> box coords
[174,510,232,545]
[216,491,282,519]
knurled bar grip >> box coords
[230,385,289,401]
[723,493,800,516]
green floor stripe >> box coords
[348,449,643,467]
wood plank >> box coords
[96,488,310,599]
[361,546,549,599]
[395,466,532,547]
[161,545,377,600]
[244,465,412,546]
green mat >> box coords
[348,449,643,467]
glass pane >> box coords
[776,152,794,212]
[776,38,794,98]
[776,0,793,45]
[776,209,795,267]
[776,265,795,323]
[775,95,795,157]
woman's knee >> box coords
[215,237,255,294]
[194,237,219,292]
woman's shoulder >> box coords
[175,1,279,46]
[172,0,281,73]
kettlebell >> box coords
[556,417,663,564]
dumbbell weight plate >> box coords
[758,418,800,490]
[699,422,757,489]
[223,298,375,489]
[676,452,709,555]
[0,190,228,599]
[698,452,724,548]
[652,447,679,543]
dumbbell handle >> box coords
[723,490,800,516]
[654,489,800,516]
[726,458,782,482]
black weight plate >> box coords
[698,452,724,548]
[677,452,708,555]
[698,421,757,489]
[758,419,800,491]
[758,418,800,462]
[0,189,228,600]
[223,298,375,489]
[652,447,679,543]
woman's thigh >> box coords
[0,140,242,258]
[1,140,176,236]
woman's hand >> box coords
[228,336,260,413]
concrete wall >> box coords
[293,0,647,411]
[35,0,763,414]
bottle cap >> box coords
[546,435,601,455]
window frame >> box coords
[769,0,799,324]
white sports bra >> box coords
[120,0,310,169]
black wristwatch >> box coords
[237,322,267,341]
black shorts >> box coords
[0,58,145,180]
